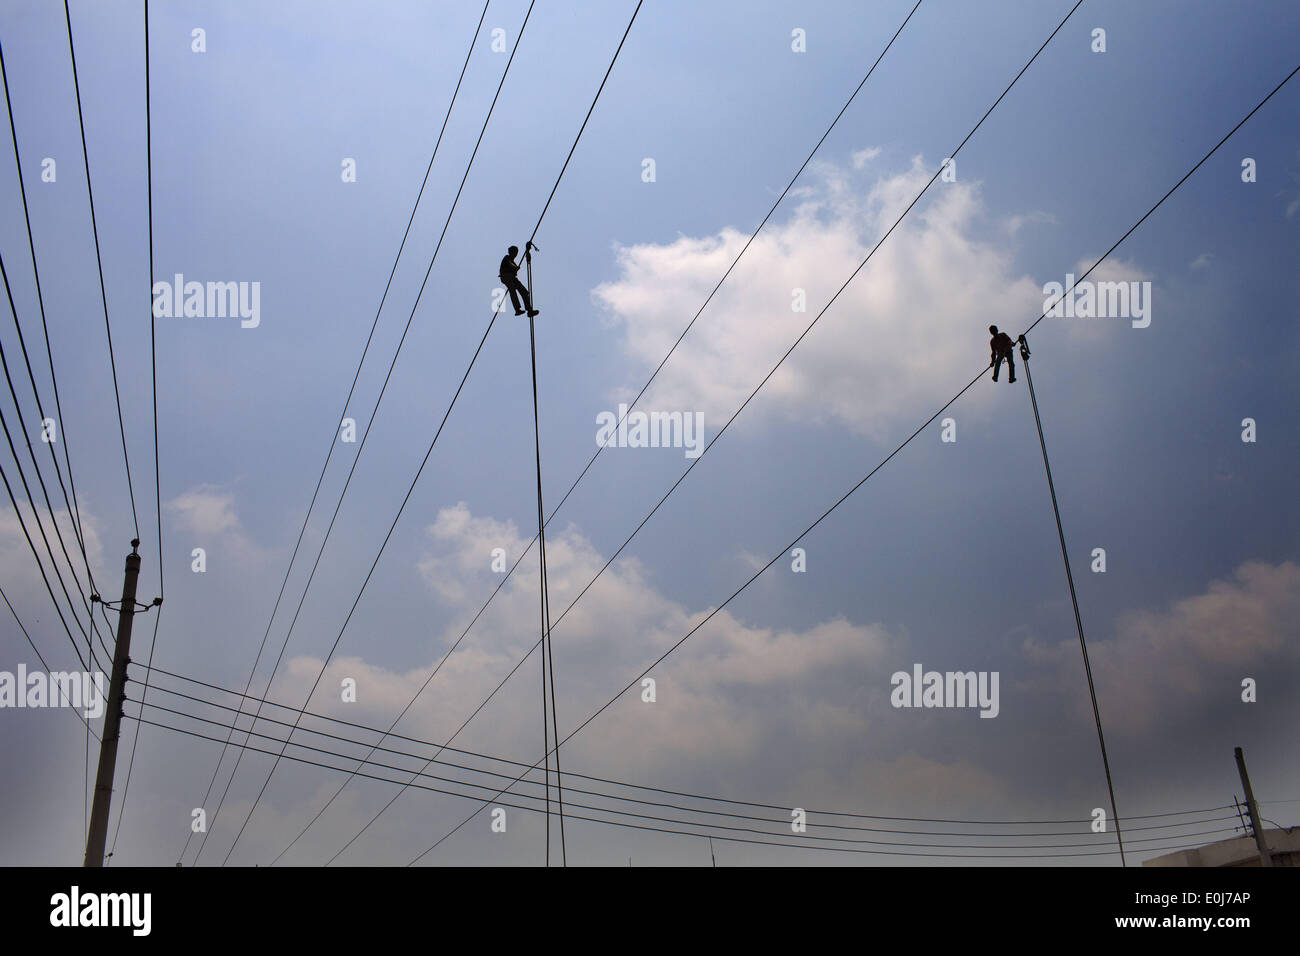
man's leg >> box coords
[509,277,538,315]
[992,354,1002,381]
[512,277,538,316]
[506,279,525,314]
[1007,353,1016,382]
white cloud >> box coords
[0,502,108,672]
[593,154,1047,441]
[417,503,525,605]
[851,145,882,168]
[0,502,104,589]
[1022,561,1300,735]
[165,484,240,536]
[275,503,900,815]
[247,507,1300,862]
[1005,210,1055,237]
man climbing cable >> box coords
[499,244,539,317]
[988,324,1016,383]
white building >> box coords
[1143,827,1300,867]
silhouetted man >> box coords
[499,245,539,317]
[989,325,1016,383]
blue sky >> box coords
[1,0,1298,866]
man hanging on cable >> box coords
[988,324,1016,383]
[499,244,539,317]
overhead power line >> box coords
[544,0,923,533]
[207,0,543,868]
[128,668,1239,843]
[177,0,494,868]
[1,583,100,741]
[525,0,645,246]
[373,0,1088,865]
[407,47,1299,867]
[0,457,89,670]
[1,34,110,838]
[256,0,646,869]
[0,255,106,665]
[0,37,97,611]
[132,661,1234,827]
[128,707,1240,861]
[108,0,164,866]
[62,0,139,538]
[37,2,1286,867]
[297,0,925,868]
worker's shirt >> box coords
[499,255,518,281]
[991,332,1015,356]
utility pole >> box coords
[83,539,149,867]
[1232,796,1249,834]
[1234,746,1273,867]
[1019,334,1125,866]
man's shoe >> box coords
[527,309,540,317]
[514,309,526,316]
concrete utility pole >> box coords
[83,539,143,867]
[1234,746,1273,867]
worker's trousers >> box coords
[992,352,1016,381]
[503,276,533,314]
